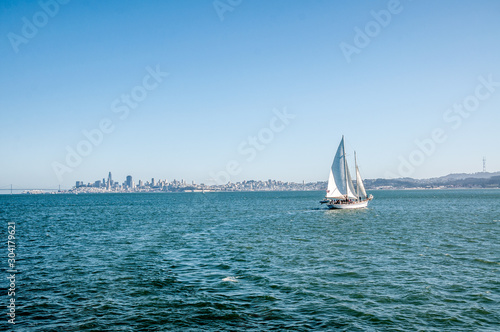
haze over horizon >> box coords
[1,0,500,189]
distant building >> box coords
[126,175,133,188]
[107,172,113,188]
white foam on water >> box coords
[222,276,238,282]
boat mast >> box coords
[343,136,348,201]
[355,151,359,200]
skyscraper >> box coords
[107,172,113,189]
[126,175,133,188]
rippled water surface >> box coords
[1,190,499,331]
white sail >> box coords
[356,166,367,199]
[326,168,342,198]
[326,137,357,199]
[345,161,357,199]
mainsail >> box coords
[326,137,357,199]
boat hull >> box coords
[326,199,370,209]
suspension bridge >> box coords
[0,185,66,194]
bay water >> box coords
[1,190,499,331]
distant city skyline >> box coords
[3,168,499,194]
[1,0,500,189]
[4,168,498,194]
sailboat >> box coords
[320,136,373,209]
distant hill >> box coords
[364,172,500,189]
[426,171,500,182]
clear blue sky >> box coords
[1,0,500,188]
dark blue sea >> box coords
[1,190,499,331]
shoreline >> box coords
[3,187,500,195]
